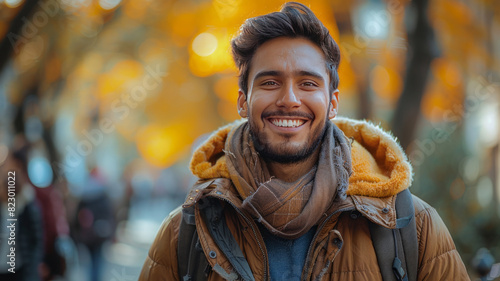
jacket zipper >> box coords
[208,195,269,281]
[302,206,355,281]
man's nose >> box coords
[276,84,301,107]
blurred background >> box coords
[0,0,498,280]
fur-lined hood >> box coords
[190,117,412,198]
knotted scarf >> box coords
[225,121,352,239]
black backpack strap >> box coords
[369,189,418,281]
[177,206,210,281]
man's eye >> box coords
[302,82,317,87]
[262,81,278,86]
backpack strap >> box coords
[177,205,210,281]
[369,189,418,281]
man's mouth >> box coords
[268,118,306,128]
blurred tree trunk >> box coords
[0,0,40,71]
[391,0,438,149]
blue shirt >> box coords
[258,224,317,281]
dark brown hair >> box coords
[231,2,340,96]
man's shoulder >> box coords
[153,206,183,248]
[411,194,439,221]
[140,207,183,281]
[409,196,470,279]
[410,194,456,249]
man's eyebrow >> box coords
[253,70,281,82]
[296,70,325,82]
[253,70,325,82]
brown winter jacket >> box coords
[139,117,470,281]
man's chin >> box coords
[256,144,314,164]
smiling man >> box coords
[241,36,338,180]
[139,2,470,281]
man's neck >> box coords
[266,148,320,182]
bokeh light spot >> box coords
[136,124,189,168]
[5,0,23,8]
[462,157,480,183]
[476,176,493,208]
[28,156,53,188]
[99,0,121,10]
[192,32,218,57]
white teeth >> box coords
[271,119,304,128]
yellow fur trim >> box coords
[189,121,242,179]
[189,117,412,198]
[333,117,413,197]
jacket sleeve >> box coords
[139,206,183,281]
[413,197,470,281]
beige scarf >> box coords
[225,121,352,239]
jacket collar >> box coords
[186,117,413,228]
[183,179,399,229]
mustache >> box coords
[262,110,313,119]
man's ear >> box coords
[328,89,339,119]
[237,89,248,118]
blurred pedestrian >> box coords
[35,182,71,281]
[72,167,115,281]
[0,143,44,281]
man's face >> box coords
[237,37,339,164]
